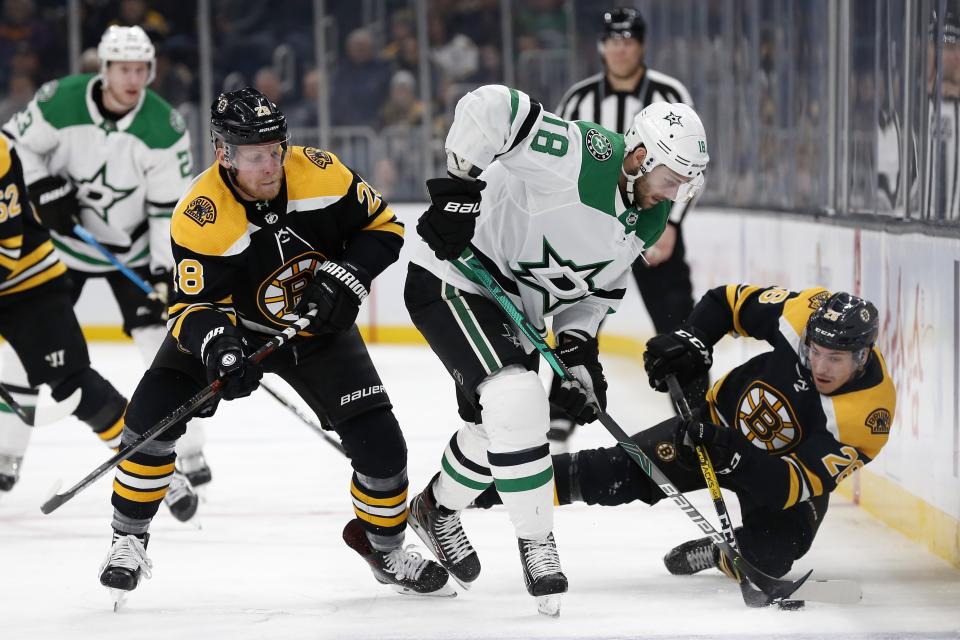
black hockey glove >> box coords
[28,175,80,236]
[644,327,713,392]
[203,332,263,401]
[549,332,608,425]
[676,419,750,474]
[296,260,370,333]
[416,177,486,260]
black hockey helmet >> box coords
[210,87,287,147]
[805,292,879,354]
[602,7,646,43]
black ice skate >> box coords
[175,452,212,488]
[518,532,567,617]
[0,454,23,493]
[99,530,152,611]
[408,479,480,589]
[663,536,720,575]
[163,470,199,523]
[342,518,455,597]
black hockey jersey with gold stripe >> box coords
[0,133,66,296]
[167,146,403,358]
[687,284,896,510]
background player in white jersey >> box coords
[0,26,207,507]
[403,84,709,614]
[551,7,702,451]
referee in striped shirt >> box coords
[548,7,701,450]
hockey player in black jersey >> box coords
[0,133,187,508]
[97,88,451,606]
[474,284,896,581]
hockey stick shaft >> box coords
[260,382,346,455]
[0,382,35,425]
[72,224,154,295]
[665,375,771,607]
[451,247,809,602]
[40,311,317,515]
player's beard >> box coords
[234,172,283,201]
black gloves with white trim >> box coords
[417,177,486,260]
[296,260,371,333]
[549,331,607,425]
[643,327,713,392]
[29,175,80,236]
[202,330,263,401]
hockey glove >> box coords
[549,332,608,425]
[203,333,263,401]
[678,419,750,474]
[416,177,486,260]
[296,260,370,333]
[28,175,81,236]
[644,327,713,392]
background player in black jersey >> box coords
[96,88,452,607]
[0,133,195,514]
[550,7,703,451]
[474,284,895,582]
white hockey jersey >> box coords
[412,85,670,342]
[2,74,192,274]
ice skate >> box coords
[163,470,199,524]
[408,479,480,589]
[175,452,212,501]
[518,532,567,617]
[0,454,23,493]
[342,518,455,597]
[663,536,719,575]
[98,531,152,611]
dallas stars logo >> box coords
[663,111,683,127]
[511,239,611,313]
[72,164,135,223]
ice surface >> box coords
[0,343,957,640]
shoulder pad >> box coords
[171,166,248,257]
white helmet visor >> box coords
[642,164,705,203]
[226,139,290,171]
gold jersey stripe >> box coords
[730,285,761,337]
[285,148,353,201]
[353,506,408,528]
[0,260,66,296]
[0,235,23,249]
[0,136,10,175]
[784,459,801,509]
[119,460,176,477]
[368,221,405,238]
[113,480,169,503]
[350,481,408,507]
[790,453,824,497]
[96,418,125,443]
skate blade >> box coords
[391,583,458,598]
[109,588,128,612]
[537,594,562,617]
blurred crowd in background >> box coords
[1,0,957,225]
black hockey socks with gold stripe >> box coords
[110,429,178,534]
[351,470,409,551]
[51,367,127,449]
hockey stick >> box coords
[665,375,773,607]
[260,380,346,455]
[72,224,157,297]
[40,310,317,515]
[0,382,35,424]
[450,246,812,604]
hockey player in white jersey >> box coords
[404,84,709,615]
[0,26,204,517]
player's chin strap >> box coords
[621,161,643,206]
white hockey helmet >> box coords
[98,26,156,84]
[622,102,709,203]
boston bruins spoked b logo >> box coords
[257,251,325,325]
[736,381,802,453]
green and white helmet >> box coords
[622,102,709,204]
[98,25,156,84]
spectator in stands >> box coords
[0,0,53,87]
[254,66,283,105]
[330,28,392,127]
[380,70,423,129]
[428,14,478,83]
[0,71,34,123]
[111,0,171,42]
[286,67,320,128]
[515,0,566,51]
[381,8,416,63]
